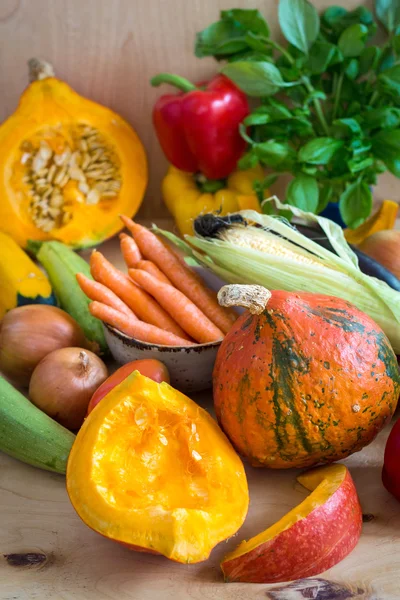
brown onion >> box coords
[29,347,108,430]
[0,305,87,386]
[360,230,400,280]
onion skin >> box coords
[29,347,108,430]
[87,359,170,414]
[359,230,400,280]
[0,305,87,386]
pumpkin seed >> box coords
[54,167,68,185]
[47,164,57,182]
[86,188,100,205]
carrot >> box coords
[90,251,190,340]
[89,302,194,347]
[136,260,172,285]
[120,216,237,334]
[129,269,224,344]
[76,273,136,318]
[119,233,142,268]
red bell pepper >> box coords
[151,73,249,180]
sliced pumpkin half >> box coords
[67,371,249,563]
[0,59,147,248]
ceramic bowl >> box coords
[104,267,229,394]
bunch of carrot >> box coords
[76,216,237,346]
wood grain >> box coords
[0,0,398,222]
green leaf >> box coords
[393,33,400,54]
[255,141,295,167]
[322,6,348,29]
[308,41,337,73]
[364,107,400,130]
[221,61,285,96]
[348,138,371,155]
[376,0,400,32]
[333,118,362,136]
[345,58,359,79]
[237,150,259,170]
[278,0,319,54]
[372,129,400,176]
[347,156,374,173]
[244,113,270,126]
[378,47,395,72]
[339,180,372,228]
[359,46,381,75]
[221,9,270,37]
[226,50,273,63]
[195,20,248,58]
[317,185,333,213]
[286,174,319,212]
[338,24,368,58]
[243,32,270,53]
[378,64,400,97]
[298,137,344,164]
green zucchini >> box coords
[0,376,75,473]
[32,240,108,354]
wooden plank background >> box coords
[0,0,398,219]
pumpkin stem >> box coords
[218,284,271,315]
[28,58,55,82]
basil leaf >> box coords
[393,33,400,53]
[372,129,400,176]
[376,0,400,32]
[255,141,295,167]
[278,0,319,54]
[238,151,259,170]
[226,50,272,63]
[317,185,333,213]
[378,64,400,97]
[244,113,270,126]
[195,20,247,58]
[286,174,319,212]
[244,32,271,53]
[221,61,284,96]
[339,181,372,228]
[221,9,270,37]
[359,46,381,75]
[364,107,400,130]
[332,118,362,137]
[344,58,359,79]
[299,138,344,164]
[338,24,368,58]
[348,156,374,173]
[348,138,371,155]
[378,47,395,72]
[308,41,337,74]
[322,6,348,29]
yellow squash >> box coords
[0,231,55,318]
[0,59,148,249]
[67,372,249,563]
[162,164,265,236]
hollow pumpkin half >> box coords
[0,59,147,249]
[67,371,249,563]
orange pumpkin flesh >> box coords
[67,371,249,563]
[0,60,147,249]
[221,464,362,583]
[214,287,400,469]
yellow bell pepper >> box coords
[162,165,266,236]
[344,200,398,245]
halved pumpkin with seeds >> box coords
[0,59,147,249]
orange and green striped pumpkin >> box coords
[213,288,400,469]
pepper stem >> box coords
[218,284,271,315]
[195,173,226,193]
[28,58,55,82]
[150,73,197,93]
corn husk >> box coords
[155,198,400,353]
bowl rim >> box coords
[103,323,222,352]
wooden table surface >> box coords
[1,236,400,600]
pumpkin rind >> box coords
[213,290,400,469]
[0,68,147,248]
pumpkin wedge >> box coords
[67,372,249,563]
[221,464,362,583]
[0,59,147,248]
